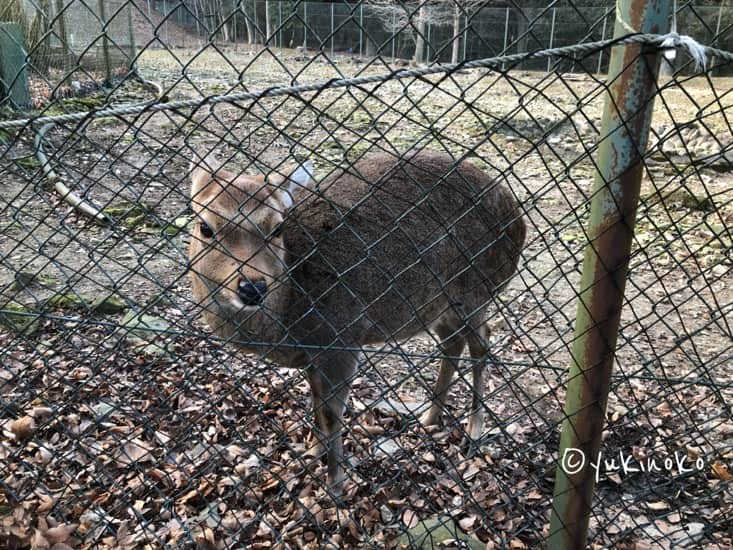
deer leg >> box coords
[306,382,327,460]
[306,352,356,495]
[419,321,466,427]
[465,323,490,442]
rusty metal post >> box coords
[548,1,670,548]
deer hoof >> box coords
[419,408,440,427]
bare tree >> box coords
[217,0,231,42]
[367,1,487,64]
[414,3,428,63]
[451,1,461,63]
[366,1,434,63]
[234,0,256,44]
[450,1,486,63]
[265,0,272,44]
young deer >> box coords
[189,150,526,493]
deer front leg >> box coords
[419,321,466,427]
[306,352,356,496]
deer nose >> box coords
[237,278,267,306]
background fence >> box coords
[1,0,732,548]
[145,1,733,72]
[0,0,136,106]
[4,1,733,111]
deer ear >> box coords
[190,152,235,202]
[276,160,314,210]
[190,151,217,196]
[288,160,314,189]
[189,149,220,176]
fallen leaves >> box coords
[401,509,419,529]
[36,494,56,514]
[458,514,479,531]
[42,523,78,545]
[712,460,732,481]
[8,416,36,440]
[25,517,78,550]
[646,501,669,511]
[1,324,730,550]
[115,439,155,466]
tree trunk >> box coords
[192,0,201,39]
[238,2,251,44]
[451,2,461,64]
[413,3,428,64]
[97,0,112,83]
[31,0,52,72]
[244,0,256,44]
[219,0,231,42]
[265,0,271,44]
[515,12,529,69]
[213,0,221,40]
[55,0,73,68]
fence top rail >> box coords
[0,32,723,131]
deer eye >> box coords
[269,223,283,239]
[199,222,214,239]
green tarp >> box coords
[0,22,31,108]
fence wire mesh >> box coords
[1,0,732,548]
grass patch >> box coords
[0,302,40,335]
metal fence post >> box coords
[463,13,468,61]
[359,4,364,58]
[127,0,137,70]
[391,10,396,60]
[597,12,608,74]
[711,1,725,71]
[547,1,670,548]
[331,2,334,58]
[502,7,509,71]
[547,7,556,72]
[163,0,169,46]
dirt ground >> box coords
[1,45,731,548]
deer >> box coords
[188,149,526,495]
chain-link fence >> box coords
[5,0,733,111]
[1,0,732,548]
[0,0,137,107]
[119,1,733,68]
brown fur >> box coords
[189,150,526,493]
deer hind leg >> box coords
[306,351,356,496]
[465,323,490,442]
[419,319,466,427]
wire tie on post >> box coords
[659,32,708,71]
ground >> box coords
[0,44,731,548]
